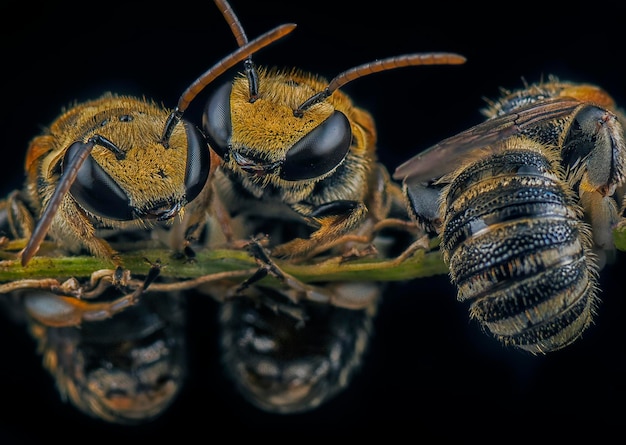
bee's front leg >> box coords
[0,190,36,241]
[271,200,369,259]
[237,237,378,310]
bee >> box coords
[2,286,187,425]
[217,280,381,414]
[148,0,463,415]
[0,17,298,424]
[393,78,626,354]
[5,23,296,268]
[193,0,466,261]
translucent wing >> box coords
[393,96,584,184]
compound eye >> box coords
[203,82,232,158]
[65,142,133,221]
[280,111,351,181]
[183,121,210,203]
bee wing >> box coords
[393,97,583,184]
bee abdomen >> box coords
[24,291,187,424]
[441,148,599,353]
[471,258,596,353]
[219,292,374,414]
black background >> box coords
[1,1,624,441]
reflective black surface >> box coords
[1,1,624,441]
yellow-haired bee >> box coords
[4,23,295,267]
[394,78,626,354]
[0,19,297,424]
[197,0,466,261]
[160,0,464,414]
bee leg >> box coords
[579,187,621,268]
[235,236,282,295]
[389,234,433,264]
[166,223,202,263]
[234,262,271,295]
[58,203,122,264]
[22,287,143,327]
[324,166,421,258]
[23,261,161,327]
[366,165,396,221]
[0,190,36,240]
[169,176,213,262]
[79,233,122,266]
[208,180,237,245]
[237,237,376,309]
[271,200,368,259]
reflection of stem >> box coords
[145,268,258,292]
[12,267,261,328]
[0,278,61,294]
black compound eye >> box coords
[203,82,232,158]
[183,121,210,203]
[280,111,352,181]
[64,141,133,221]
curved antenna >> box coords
[20,139,96,266]
[294,52,466,117]
[214,0,249,47]
[160,23,296,147]
[213,0,260,101]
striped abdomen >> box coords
[440,138,599,354]
[219,282,378,413]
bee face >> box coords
[201,2,465,258]
[396,78,626,354]
[32,95,208,224]
[204,68,362,191]
[19,94,210,261]
[202,67,380,257]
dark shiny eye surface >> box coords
[280,111,351,181]
[203,82,232,158]
[65,141,133,221]
[183,121,210,203]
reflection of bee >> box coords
[194,200,387,412]
[394,78,626,354]
[218,281,380,414]
[5,23,295,267]
[2,287,187,424]
[0,16,297,424]
[199,0,466,260]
